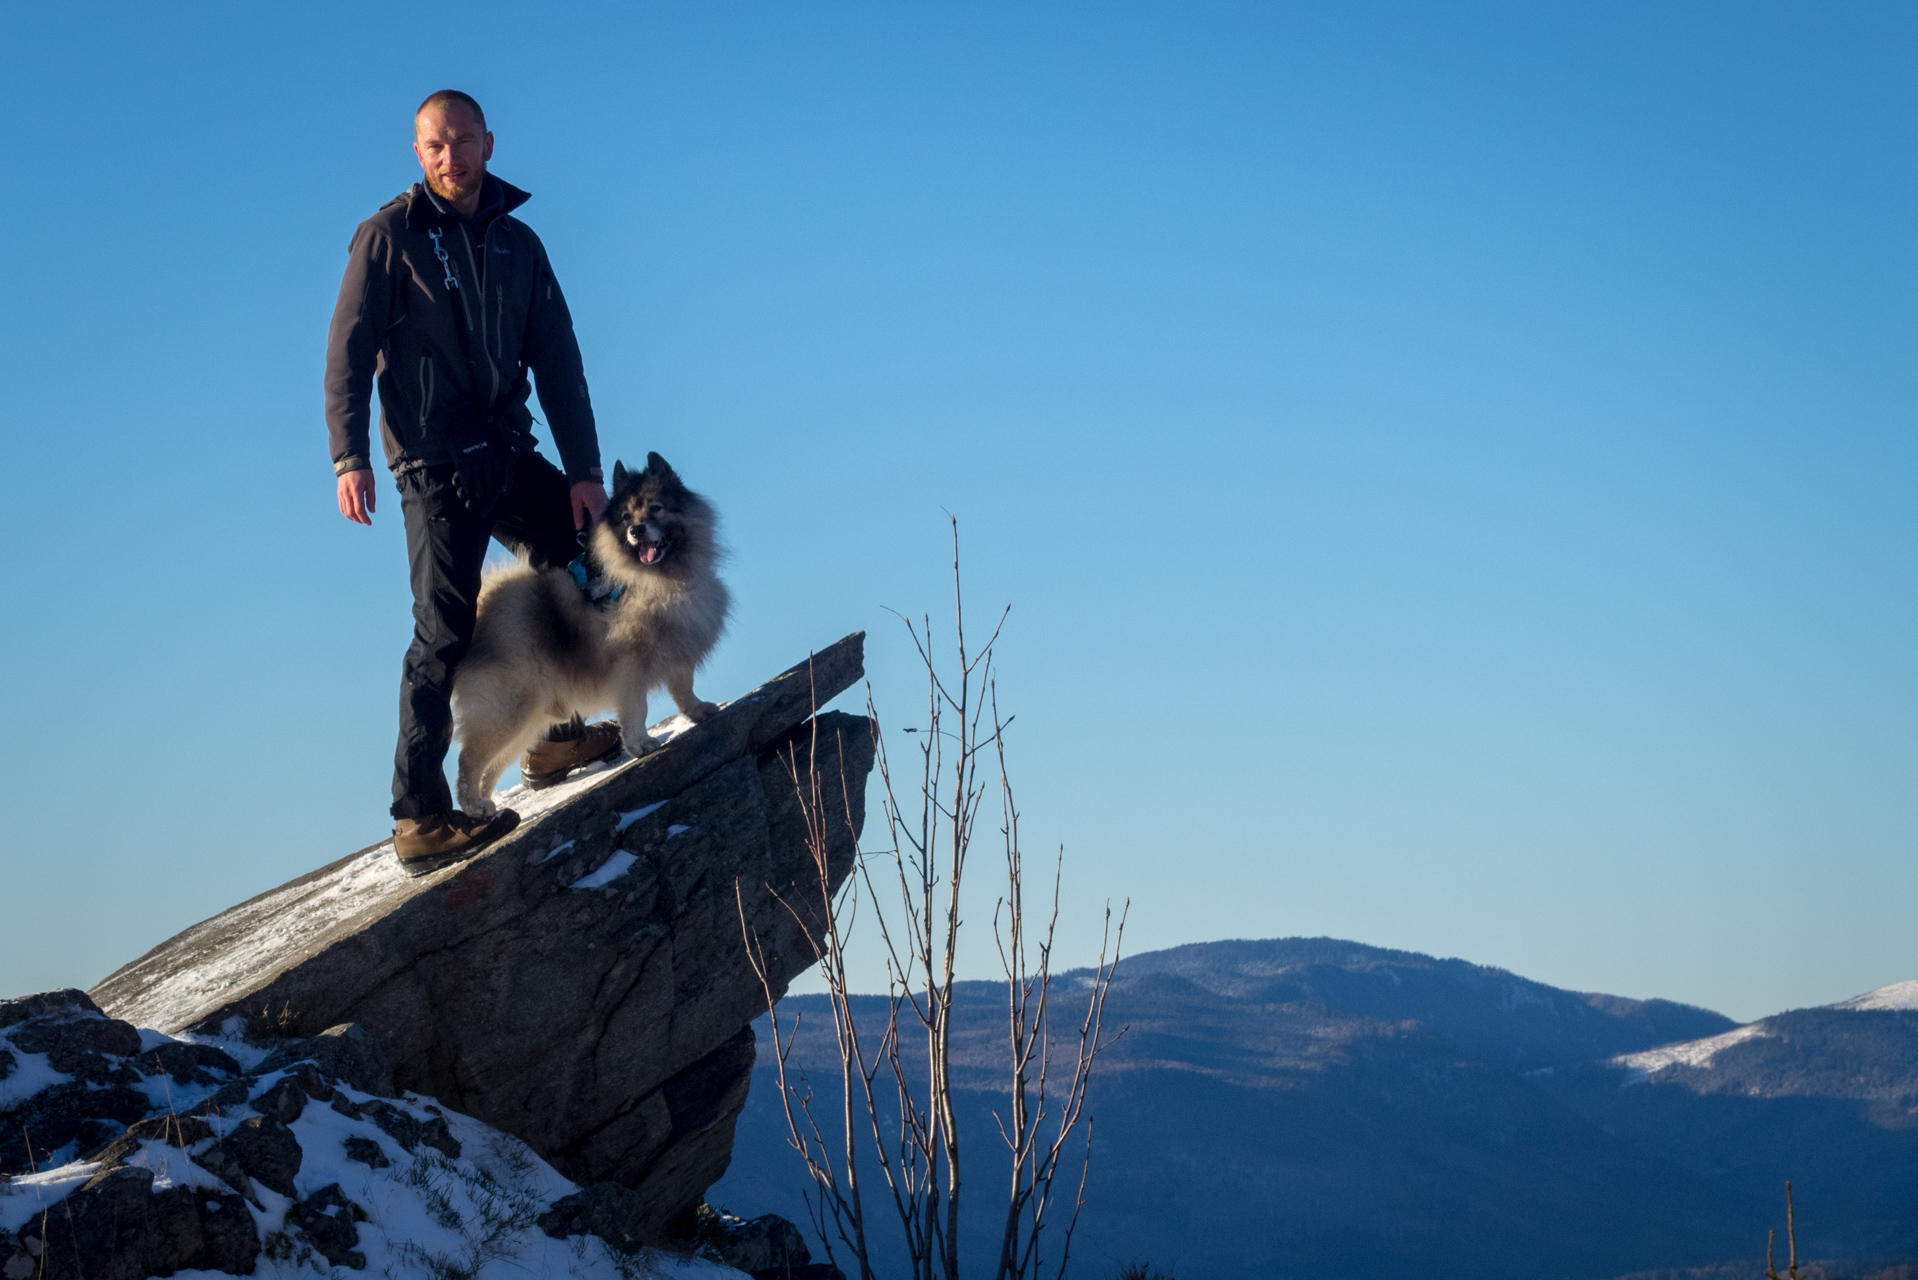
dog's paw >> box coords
[461,795,498,820]
[683,700,721,724]
[624,734,662,759]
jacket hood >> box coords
[402,174,531,230]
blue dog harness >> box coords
[567,555,624,608]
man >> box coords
[326,89,624,872]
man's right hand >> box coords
[338,469,377,525]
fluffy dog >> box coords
[451,452,730,816]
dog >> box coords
[451,452,731,816]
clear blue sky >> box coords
[1,2,1911,1024]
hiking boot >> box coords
[522,719,624,790]
[393,809,520,877]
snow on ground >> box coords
[103,714,702,1034]
[0,1047,70,1112]
[0,1024,744,1280]
[1835,979,1918,1012]
[1612,1021,1772,1081]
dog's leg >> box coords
[455,733,506,818]
[456,694,535,818]
[665,668,720,723]
[615,672,659,759]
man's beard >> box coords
[429,167,484,202]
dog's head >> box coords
[596,452,717,579]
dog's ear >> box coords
[612,460,628,488]
[645,451,678,483]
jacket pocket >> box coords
[417,355,437,427]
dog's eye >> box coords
[648,503,662,515]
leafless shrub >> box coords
[740,520,1127,1280]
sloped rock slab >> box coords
[91,634,873,1242]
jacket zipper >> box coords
[458,223,502,403]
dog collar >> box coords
[567,555,624,607]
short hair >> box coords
[415,89,486,131]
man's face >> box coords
[413,104,494,207]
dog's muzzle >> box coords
[626,521,666,565]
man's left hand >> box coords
[570,481,609,530]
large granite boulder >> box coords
[89,634,873,1243]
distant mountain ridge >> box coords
[713,936,1918,1280]
[1105,936,1737,1070]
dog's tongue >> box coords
[638,542,661,565]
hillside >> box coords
[711,939,1918,1280]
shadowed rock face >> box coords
[91,635,872,1242]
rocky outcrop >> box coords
[81,634,872,1247]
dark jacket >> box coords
[323,176,602,480]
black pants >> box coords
[392,451,584,820]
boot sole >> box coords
[523,738,625,791]
[396,810,521,878]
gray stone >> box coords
[219,1114,302,1199]
[717,1212,812,1277]
[342,1135,388,1168]
[0,989,101,1031]
[7,1008,143,1060]
[145,1186,206,1276]
[1,1080,151,1176]
[537,1181,650,1254]
[249,1078,305,1125]
[84,1115,216,1168]
[33,1164,156,1280]
[287,1183,367,1270]
[134,1041,242,1087]
[90,636,873,1244]
[255,1023,393,1098]
[190,1142,252,1201]
[190,1190,260,1274]
[357,1100,460,1158]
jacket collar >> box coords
[403,174,531,230]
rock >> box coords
[289,1065,336,1102]
[357,1099,460,1158]
[255,1023,393,1098]
[0,1047,13,1082]
[191,1191,261,1274]
[91,636,874,1244]
[205,1077,252,1109]
[537,1181,650,1254]
[249,1077,305,1125]
[0,989,103,1030]
[7,1008,143,1061]
[218,1114,302,1199]
[342,1135,389,1168]
[287,1183,367,1269]
[32,1164,156,1280]
[714,1211,814,1277]
[144,1186,206,1275]
[190,1142,252,1200]
[134,1041,241,1087]
[84,1114,216,1167]
[0,1080,151,1176]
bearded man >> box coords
[324,89,624,872]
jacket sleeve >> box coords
[323,223,396,476]
[521,236,603,483]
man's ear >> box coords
[645,451,678,483]
[612,460,628,487]
[482,131,495,163]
